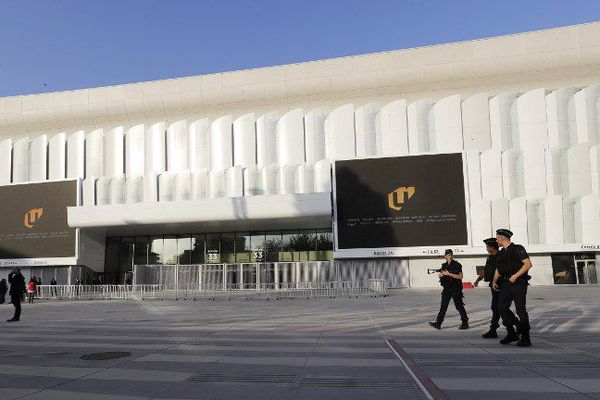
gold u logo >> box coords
[24,208,44,229]
[388,187,416,211]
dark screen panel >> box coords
[0,180,77,258]
[334,153,468,249]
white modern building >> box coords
[1,22,600,287]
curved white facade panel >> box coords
[125,176,143,204]
[29,134,48,181]
[158,172,173,202]
[12,137,30,183]
[166,120,188,173]
[407,98,432,153]
[256,112,279,166]
[546,88,577,150]
[210,115,233,172]
[233,113,256,168]
[226,166,244,198]
[145,122,166,175]
[325,104,355,160]
[461,94,491,152]
[354,104,379,158]
[86,129,104,179]
[243,166,261,196]
[294,164,314,194]
[104,127,124,179]
[0,139,11,184]
[489,93,517,151]
[191,169,208,200]
[188,119,210,171]
[67,131,85,179]
[304,107,328,164]
[375,99,408,156]
[143,173,158,203]
[173,170,192,201]
[276,109,305,166]
[259,164,277,196]
[573,85,600,146]
[431,95,463,152]
[48,133,66,180]
[515,89,549,150]
[126,124,145,178]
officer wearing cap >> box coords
[492,229,532,347]
[474,238,519,339]
[429,249,469,330]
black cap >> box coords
[483,237,499,248]
[444,249,453,255]
[496,228,513,239]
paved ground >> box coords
[0,286,599,400]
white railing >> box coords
[34,280,387,301]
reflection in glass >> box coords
[221,233,236,263]
[206,233,221,264]
[134,236,149,265]
[191,234,205,264]
[177,235,192,264]
[315,230,334,261]
[163,236,178,265]
[264,232,282,262]
[235,232,251,263]
[148,236,164,264]
[250,232,266,262]
[551,254,576,284]
[118,237,134,281]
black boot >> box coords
[516,331,532,347]
[482,327,498,338]
[428,321,442,330]
[458,321,469,330]
[499,326,519,345]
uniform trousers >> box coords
[436,286,468,324]
[498,278,530,333]
[490,283,518,329]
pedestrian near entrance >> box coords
[493,229,533,347]
[0,279,7,304]
[429,249,469,330]
[27,278,37,304]
[474,238,519,338]
[7,267,26,322]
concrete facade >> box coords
[2,22,600,286]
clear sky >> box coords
[1,0,600,97]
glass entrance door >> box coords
[576,261,597,284]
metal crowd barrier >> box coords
[34,280,387,301]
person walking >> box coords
[429,249,469,330]
[50,277,57,297]
[27,278,37,304]
[493,229,533,347]
[0,279,7,304]
[7,267,26,322]
[474,238,519,338]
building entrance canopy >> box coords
[67,193,331,235]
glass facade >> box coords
[105,229,333,281]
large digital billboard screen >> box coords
[334,153,469,251]
[0,180,78,259]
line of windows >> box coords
[105,230,333,276]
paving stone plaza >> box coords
[0,286,599,400]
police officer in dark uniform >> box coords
[429,249,469,330]
[7,267,26,322]
[492,229,532,347]
[474,238,519,338]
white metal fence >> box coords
[35,280,387,301]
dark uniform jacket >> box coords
[483,253,498,286]
[8,272,26,297]
[439,260,463,289]
[496,243,530,281]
